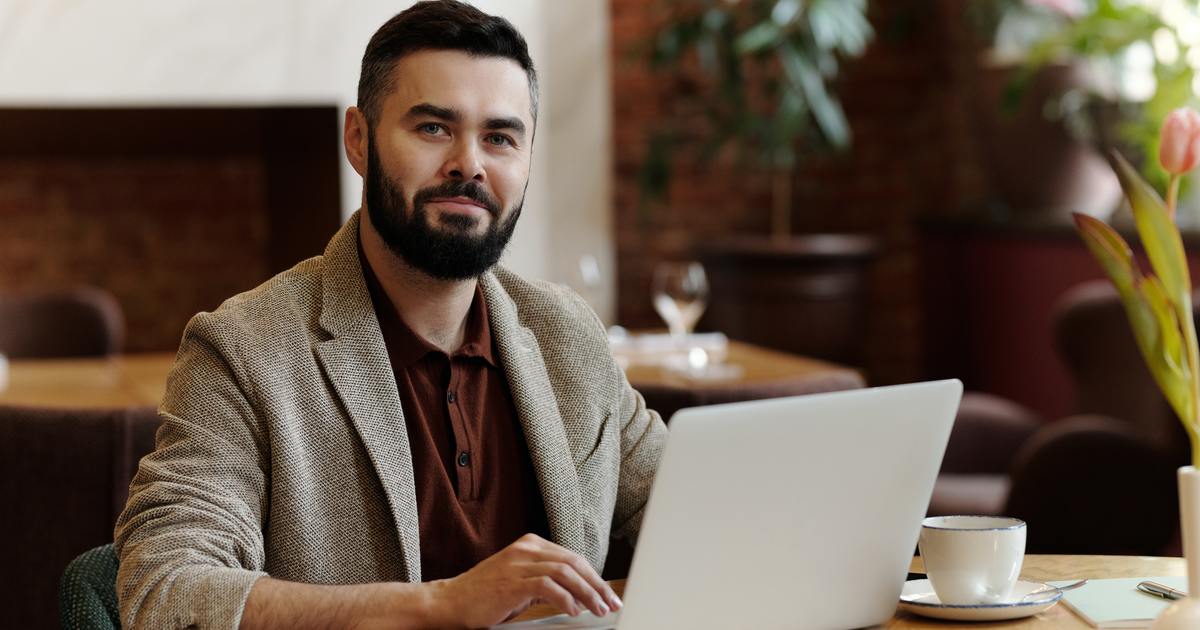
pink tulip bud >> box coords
[1160,108,1200,175]
[1025,0,1086,18]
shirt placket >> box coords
[445,359,477,501]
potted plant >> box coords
[1075,108,1200,628]
[643,0,873,238]
[640,0,879,365]
[972,0,1196,221]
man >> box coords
[113,2,667,628]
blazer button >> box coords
[457,451,470,467]
[447,391,457,404]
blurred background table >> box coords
[0,340,863,414]
[0,352,173,408]
[619,337,865,422]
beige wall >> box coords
[0,0,614,320]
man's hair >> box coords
[357,1,538,127]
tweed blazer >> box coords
[113,212,667,630]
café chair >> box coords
[1005,413,1181,554]
[1054,281,1189,455]
[0,286,125,358]
[928,391,1042,516]
[929,280,1191,555]
[60,544,121,630]
[0,404,158,629]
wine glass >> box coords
[651,261,709,338]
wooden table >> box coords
[513,555,1187,627]
[0,340,862,410]
[618,339,864,421]
[622,339,862,391]
[0,352,174,408]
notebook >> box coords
[1050,577,1188,628]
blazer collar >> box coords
[313,211,423,581]
[480,271,587,557]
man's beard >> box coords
[364,136,522,281]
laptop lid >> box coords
[617,379,962,630]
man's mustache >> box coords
[413,181,502,217]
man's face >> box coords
[364,49,534,280]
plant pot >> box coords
[974,57,1122,221]
[1151,466,1200,629]
[696,234,877,366]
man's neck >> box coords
[359,216,477,354]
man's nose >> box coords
[442,139,485,182]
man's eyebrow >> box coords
[405,103,459,122]
[485,117,526,136]
[404,104,527,137]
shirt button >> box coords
[447,391,457,404]
[457,451,470,467]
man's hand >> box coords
[428,533,623,628]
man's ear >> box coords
[344,107,369,177]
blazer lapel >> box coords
[313,212,422,582]
[481,273,587,556]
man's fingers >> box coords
[526,562,609,617]
[527,575,583,617]
[509,535,621,612]
[531,545,621,611]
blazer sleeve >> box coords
[609,369,668,542]
[113,312,270,630]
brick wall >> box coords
[0,157,270,352]
[0,107,341,354]
[611,0,990,384]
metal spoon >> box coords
[1022,578,1089,602]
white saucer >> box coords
[898,579,1063,621]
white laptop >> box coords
[499,379,962,630]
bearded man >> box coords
[113,3,666,628]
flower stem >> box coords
[1185,293,1200,467]
[1168,175,1181,220]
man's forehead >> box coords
[386,49,533,123]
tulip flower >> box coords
[1161,108,1200,176]
[1158,107,1200,219]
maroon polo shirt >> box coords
[361,256,551,581]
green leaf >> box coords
[1073,213,1138,293]
[735,21,784,54]
[771,0,801,26]
[779,42,851,149]
[1136,275,1193,421]
[1074,213,1193,422]
[1113,152,1192,307]
[808,0,873,55]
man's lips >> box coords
[427,196,490,214]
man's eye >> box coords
[486,134,513,147]
[419,123,445,135]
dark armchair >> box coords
[929,280,1190,555]
[0,286,125,358]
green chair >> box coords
[59,544,121,630]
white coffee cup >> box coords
[918,515,1026,605]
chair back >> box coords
[60,544,121,630]
[1052,280,1191,455]
[0,287,125,358]
[1005,414,1181,554]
